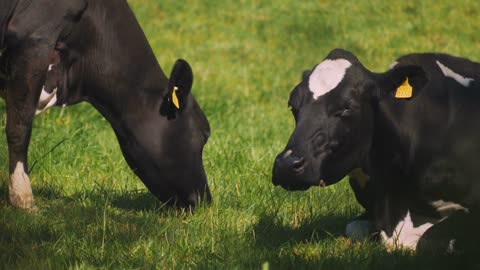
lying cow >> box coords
[0,0,211,209]
[272,48,479,253]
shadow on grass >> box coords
[243,212,479,270]
[0,184,176,268]
[253,212,348,249]
[108,190,167,211]
[0,180,166,211]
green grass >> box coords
[1,0,480,269]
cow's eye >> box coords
[334,109,352,118]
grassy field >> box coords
[1,0,480,269]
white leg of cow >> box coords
[8,162,34,209]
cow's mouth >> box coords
[274,180,313,191]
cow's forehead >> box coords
[308,58,352,99]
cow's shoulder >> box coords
[7,0,87,45]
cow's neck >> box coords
[372,99,421,174]
[68,0,170,133]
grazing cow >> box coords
[0,0,211,209]
[272,48,479,253]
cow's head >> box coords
[272,49,427,190]
[116,59,211,208]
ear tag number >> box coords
[395,78,413,99]
[172,86,180,109]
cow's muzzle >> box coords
[272,150,315,191]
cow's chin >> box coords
[319,175,344,187]
[275,173,323,191]
[278,182,314,191]
[277,173,346,191]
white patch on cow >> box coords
[36,87,58,115]
[447,239,456,254]
[9,162,34,209]
[430,200,468,217]
[389,61,399,70]
[436,60,474,87]
[48,64,54,72]
[380,211,434,250]
[345,219,371,241]
[308,59,352,99]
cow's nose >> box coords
[274,152,306,178]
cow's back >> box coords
[384,53,480,209]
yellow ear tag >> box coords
[172,86,180,109]
[395,78,413,99]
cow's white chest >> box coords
[36,64,58,115]
[436,60,474,87]
[308,59,351,99]
[380,211,434,250]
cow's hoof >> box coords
[9,193,36,210]
[345,219,372,241]
[9,162,36,210]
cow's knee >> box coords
[8,161,34,209]
[345,218,372,241]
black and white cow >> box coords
[0,0,211,209]
[272,48,479,253]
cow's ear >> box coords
[302,70,312,81]
[167,59,193,111]
[378,65,428,100]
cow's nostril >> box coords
[291,157,305,172]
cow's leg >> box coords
[417,210,476,256]
[6,94,36,209]
[5,46,49,209]
[345,212,373,241]
[345,168,375,240]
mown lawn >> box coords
[1,0,480,269]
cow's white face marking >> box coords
[345,219,371,241]
[308,59,352,99]
[380,211,434,250]
[48,64,54,71]
[436,60,474,87]
[36,86,57,115]
[9,162,34,209]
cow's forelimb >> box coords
[5,45,50,210]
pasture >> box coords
[1,0,480,269]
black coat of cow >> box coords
[273,48,479,253]
[0,0,211,209]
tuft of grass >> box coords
[2,0,480,269]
